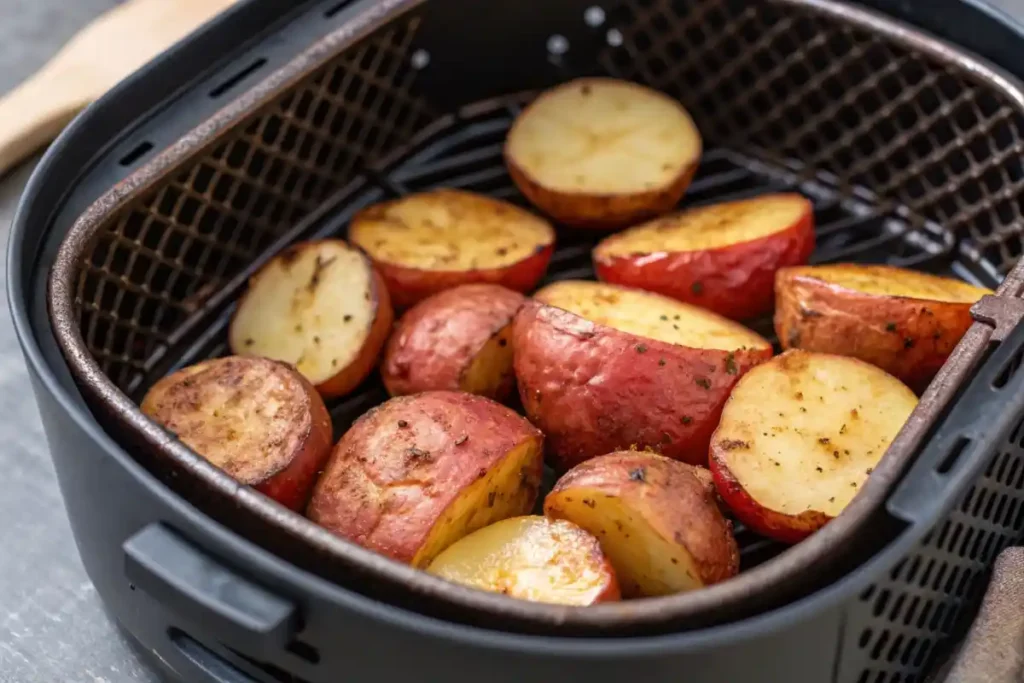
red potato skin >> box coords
[382,285,525,400]
[370,245,554,310]
[774,270,976,392]
[507,162,699,230]
[708,447,830,544]
[307,391,544,565]
[512,301,772,470]
[594,210,815,321]
[313,269,394,399]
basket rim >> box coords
[44,0,1024,633]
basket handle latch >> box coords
[124,523,298,653]
[971,294,1024,342]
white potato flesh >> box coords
[229,240,379,385]
[506,78,701,195]
[533,280,770,351]
[715,350,918,516]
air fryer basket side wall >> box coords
[14,0,1024,682]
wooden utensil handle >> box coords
[0,64,91,177]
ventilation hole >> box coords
[956,568,973,596]
[904,556,922,583]
[937,436,971,475]
[873,589,892,617]
[210,58,268,98]
[119,142,154,167]
[1006,459,1022,487]
[888,594,907,622]
[915,639,933,667]
[992,348,1024,388]
[886,634,905,662]
[870,630,891,660]
[324,0,352,18]
[917,600,933,629]
[918,558,936,587]
[903,595,921,626]
[947,524,964,554]
[227,648,313,683]
[859,628,873,648]
[958,527,975,558]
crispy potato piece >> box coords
[229,239,393,399]
[514,281,772,470]
[594,193,815,320]
[775,264,991,391]
[427,516,620,605]
[544,452,739,597]
[307,391,544,568]
[382,284,525,401]
[710,350,918,543]
[349,189,555,308]
[505,78,702,228]
[141,356,333,511]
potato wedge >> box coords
[141,356,333,511]
[427,516,620,605]
[594,193,815,320]
[514,281,772,470]
[775,264,991,391]
[710,350,918,543]
[382,284,525,401]
[229,239,393,399]
[307,391,544,567]
[544,452,739,597]
[348,189,555,308]
[505,78,701,228]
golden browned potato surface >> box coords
[544,452,739,597]
[307,391,544,568]
[775,264,991,391]
[710,350,918,543]
[229,239,393,399]
[141,356,333,511]
[505,78,702,228]
[427,516,620,605]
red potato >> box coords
[544,452,739,597]
[513,281,773,470]
[348,189,555,309]
[141,356,333,511]
[307,391,544,568]
[594,193,815,320]
[382,284,525,401]
[229,239,393,399]
[775,264,992,391]
[709,350,918,544]
[427,516,620,605]
[505,78,702,228]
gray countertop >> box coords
[3,0,1024,682]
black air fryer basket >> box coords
[14,0,1024,681]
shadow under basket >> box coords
[23,0,1024,681]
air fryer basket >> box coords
[44,0,1024,644]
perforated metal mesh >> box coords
[59,1,1024,681]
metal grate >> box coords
[74,16,436,392]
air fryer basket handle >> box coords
[124,524,298,651]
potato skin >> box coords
[774,268,976,391]
[382,284,525,400]
[507,161,698,230]
[141,356,333,511]
[307,391,544,567]
[544,452,739,595]
[512,300,772,470]
[594,207,814,320]
[709,451,829,545]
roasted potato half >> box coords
[229,239,393,399]
[427,516,620,605]
[544,452,739,597]
[514,280,772,470]
[348,189,555,308]
[505,78,702,228]
[307,391,544,568]
[710,350,918,544]
[775,264,991,390]
[141,356,333,511]
[382,284,525,401]
[594,193,815,320]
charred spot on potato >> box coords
[498,338,508,347]
[331,358,338,367]
[696,377,712,389]
[799,307,822,319]
[787,328,801,348]
[581,83,592,95]
[681,415,692,424]
[635,344,648,353]
[343,314,353,322]
[487,491,496,507]
[280,246,301,266]
[629,467,647,483]
[659,315,668,321]
[406,446,431,461]
[691,281,704,295]
[818,437,830,445]
[851,481,858,488]
[397,420,408,428]
[658,358,666,366]
[455,434,469,446]
[313,335,321,345]
[885,322,897,332]
[851,408,860,419]
[904,337,915,349]
[866,467,873,475]
[718,439,749,451]
[243,338,254,347]
[294,323,303,333]
[816,466,823,472]
[582,499,596,508]
[840,423,847,434]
